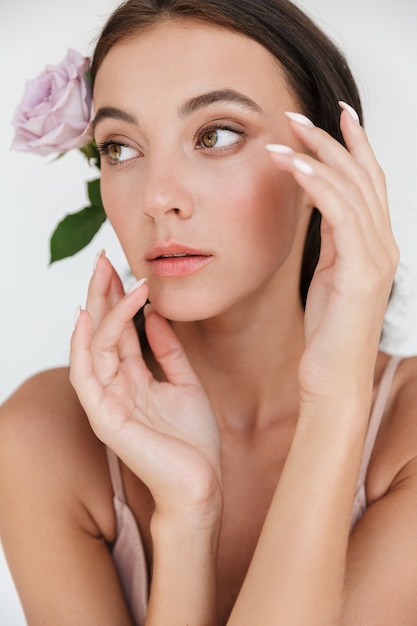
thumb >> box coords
[145,308,200,387]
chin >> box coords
[146,271,258,323]
[147,290,213,323]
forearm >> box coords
[228,393,372,626]
[146,510,221,626]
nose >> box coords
[141,153,195,222]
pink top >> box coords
[106,355,402,626]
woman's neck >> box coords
[172,288,305,436]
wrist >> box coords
[147,500,221,625]
[151,490,223,539]
[151,467,223,530]
[298,388,373,427]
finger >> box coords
[70,308,105,413]
[267,147,380,257]
[267,142,396,265]
[298,153,397,270]
[108,270,144,361]
[294,163,370,271]
[86,254,143,362]
[90,279,149,386]
[145,309,201,387]
[85,253,125,331]
[338,102,389,212]
[284,110,389,225]
[290,160,397,296]
[70,310,127,444]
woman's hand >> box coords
[70,255,222,523]
[268,103,399,404]
[228,107,400,626]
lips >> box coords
[146,241,213,277]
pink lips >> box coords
[146,241,213,277]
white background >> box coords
[1,0,416,623]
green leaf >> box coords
[87,177,103,209]
[86,68,93,86]
[49,204,106,264]
[79,142,101,169]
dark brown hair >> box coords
[92,0,363,307]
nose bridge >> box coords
[141,148,193,220]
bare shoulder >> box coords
[0,367,101,472]
[0,374,139,622]
[342,355,417,621]
[1,366,86,421]
[0,367,115,541]
[368,353,417,502]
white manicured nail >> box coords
[127,277,147,294]
[285,111,315,127]
[93,249,105,272]
[73,305,81,328]
[293,158,314,176]
[338,101,360,124]
[265,144,294,154]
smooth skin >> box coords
[1,20,417,626]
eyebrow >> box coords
[179,89,262,118]
[93,106,138,134]
[93,89,262,134]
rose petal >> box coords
[11,48,92,155]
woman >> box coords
[1,0,416,624]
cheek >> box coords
[100,172,142,255]
[101,175,124,229]
[219,157,302,263]
[100,153,303,287]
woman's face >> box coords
[93,20,310,321]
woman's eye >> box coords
[98,142,139,164]
[199,128,243,150]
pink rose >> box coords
[11,49,93,156]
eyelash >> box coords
[96,141,138,168]
[195,123,245,153]
[96,123,245,168]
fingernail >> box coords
[127,277,147,294]
[285,112,315,127]
[338,101,360,125]
[93,249,106,272]
[74,305,81,328]
[293,158,314,176]
[265,144,294,154]
[143,303,154,319]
